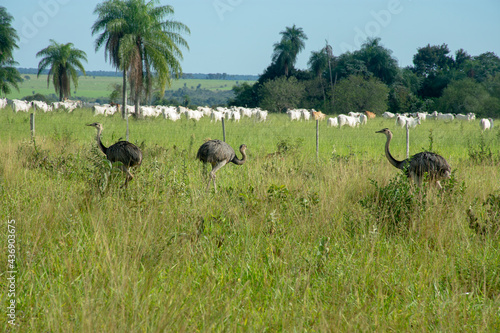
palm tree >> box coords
[0,6,22,95]
[308,49,328,78]
[308,49,328,103]
[324,41,337,106]
[36,40,87,101]
[272,39,295,77]
[92,0,128,118]
[92,0,190,118]
[272,24,308,76]
[356,37,398,85]
[281,24,307,55]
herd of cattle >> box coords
[322,110,493,131]
[0,98,271,123]
[380,111,494,131]
[0,97,493,131]
[0,98,82,113]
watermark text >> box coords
[213,0,244,21]
[6,219,17,326]
[339,0,408,53]
[19,0,71,44]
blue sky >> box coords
[3,0,500,75]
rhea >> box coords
[87,122,143,188]
[376,128,451,189]
[196,139,247,192]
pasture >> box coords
[6,74,248,100]
[1,108,500,331]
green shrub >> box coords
[360,172,426,234]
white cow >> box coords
[358,114,368,125]
[437,113,454,122]
[382,111,395,119]
[32,100,52,112]
[210,110,224,122]
[327,117,339,127]
[286,109,301,121]
[163,107,181,121]
[416,112,427,121]
[301,109,311,121]
[239,107,253,118]
[480,118,491,131]
[396,115,420,128]
[337,114,359,128]
[255,109,268,122]
[395,115,407,127]
[12,99,32,112]
[198,106,213,117]
[230,110,241,122]
[185,109,203,121]
[0,98,7,109]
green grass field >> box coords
[6,74,249,100]
[1,108,500,331]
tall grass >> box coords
[1,109,500,331]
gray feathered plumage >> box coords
[196,139,247,192]
[376,128,451,188]
[87,122,142,188]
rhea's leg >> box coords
[209,161,227,193]
[119,165,134,188]
[210,171,217,193]
[410,171,422,188]
[206,171,213,191]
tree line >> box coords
[230,26,500,118]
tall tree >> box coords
[412,43,454,98]
[272,25,308,76]
[259,76,305,113]
[412,43,453,77]
[36,40,87,101]
[332,52,370,80]
[0,6,22,95]
[308,49,328,78]
[92,0,128,117]
[272,39,295,77]
[465,52,500,83]
[355,37,398,85]
[333,75,389,114]
[388,68,422,113]
[453,48,471,70]
[92,0,190,118]
[308,49,328,104]
[438,78,490,115]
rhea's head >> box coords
[376,128,393,138]
[86,122,103,131]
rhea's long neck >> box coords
[96,127,108,154]
[232,149,247,165]
[384,133,405,170]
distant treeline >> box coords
[155,86,235,107]
[16,68,258,81]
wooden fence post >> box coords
[316,119,319,160]
[30,112,35,140]
[126,107,129,141]
[222,117,226,142]
[406,122,410,159]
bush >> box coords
[467,134,495,164]
[468,192,500,237]
[360,172,426,234]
